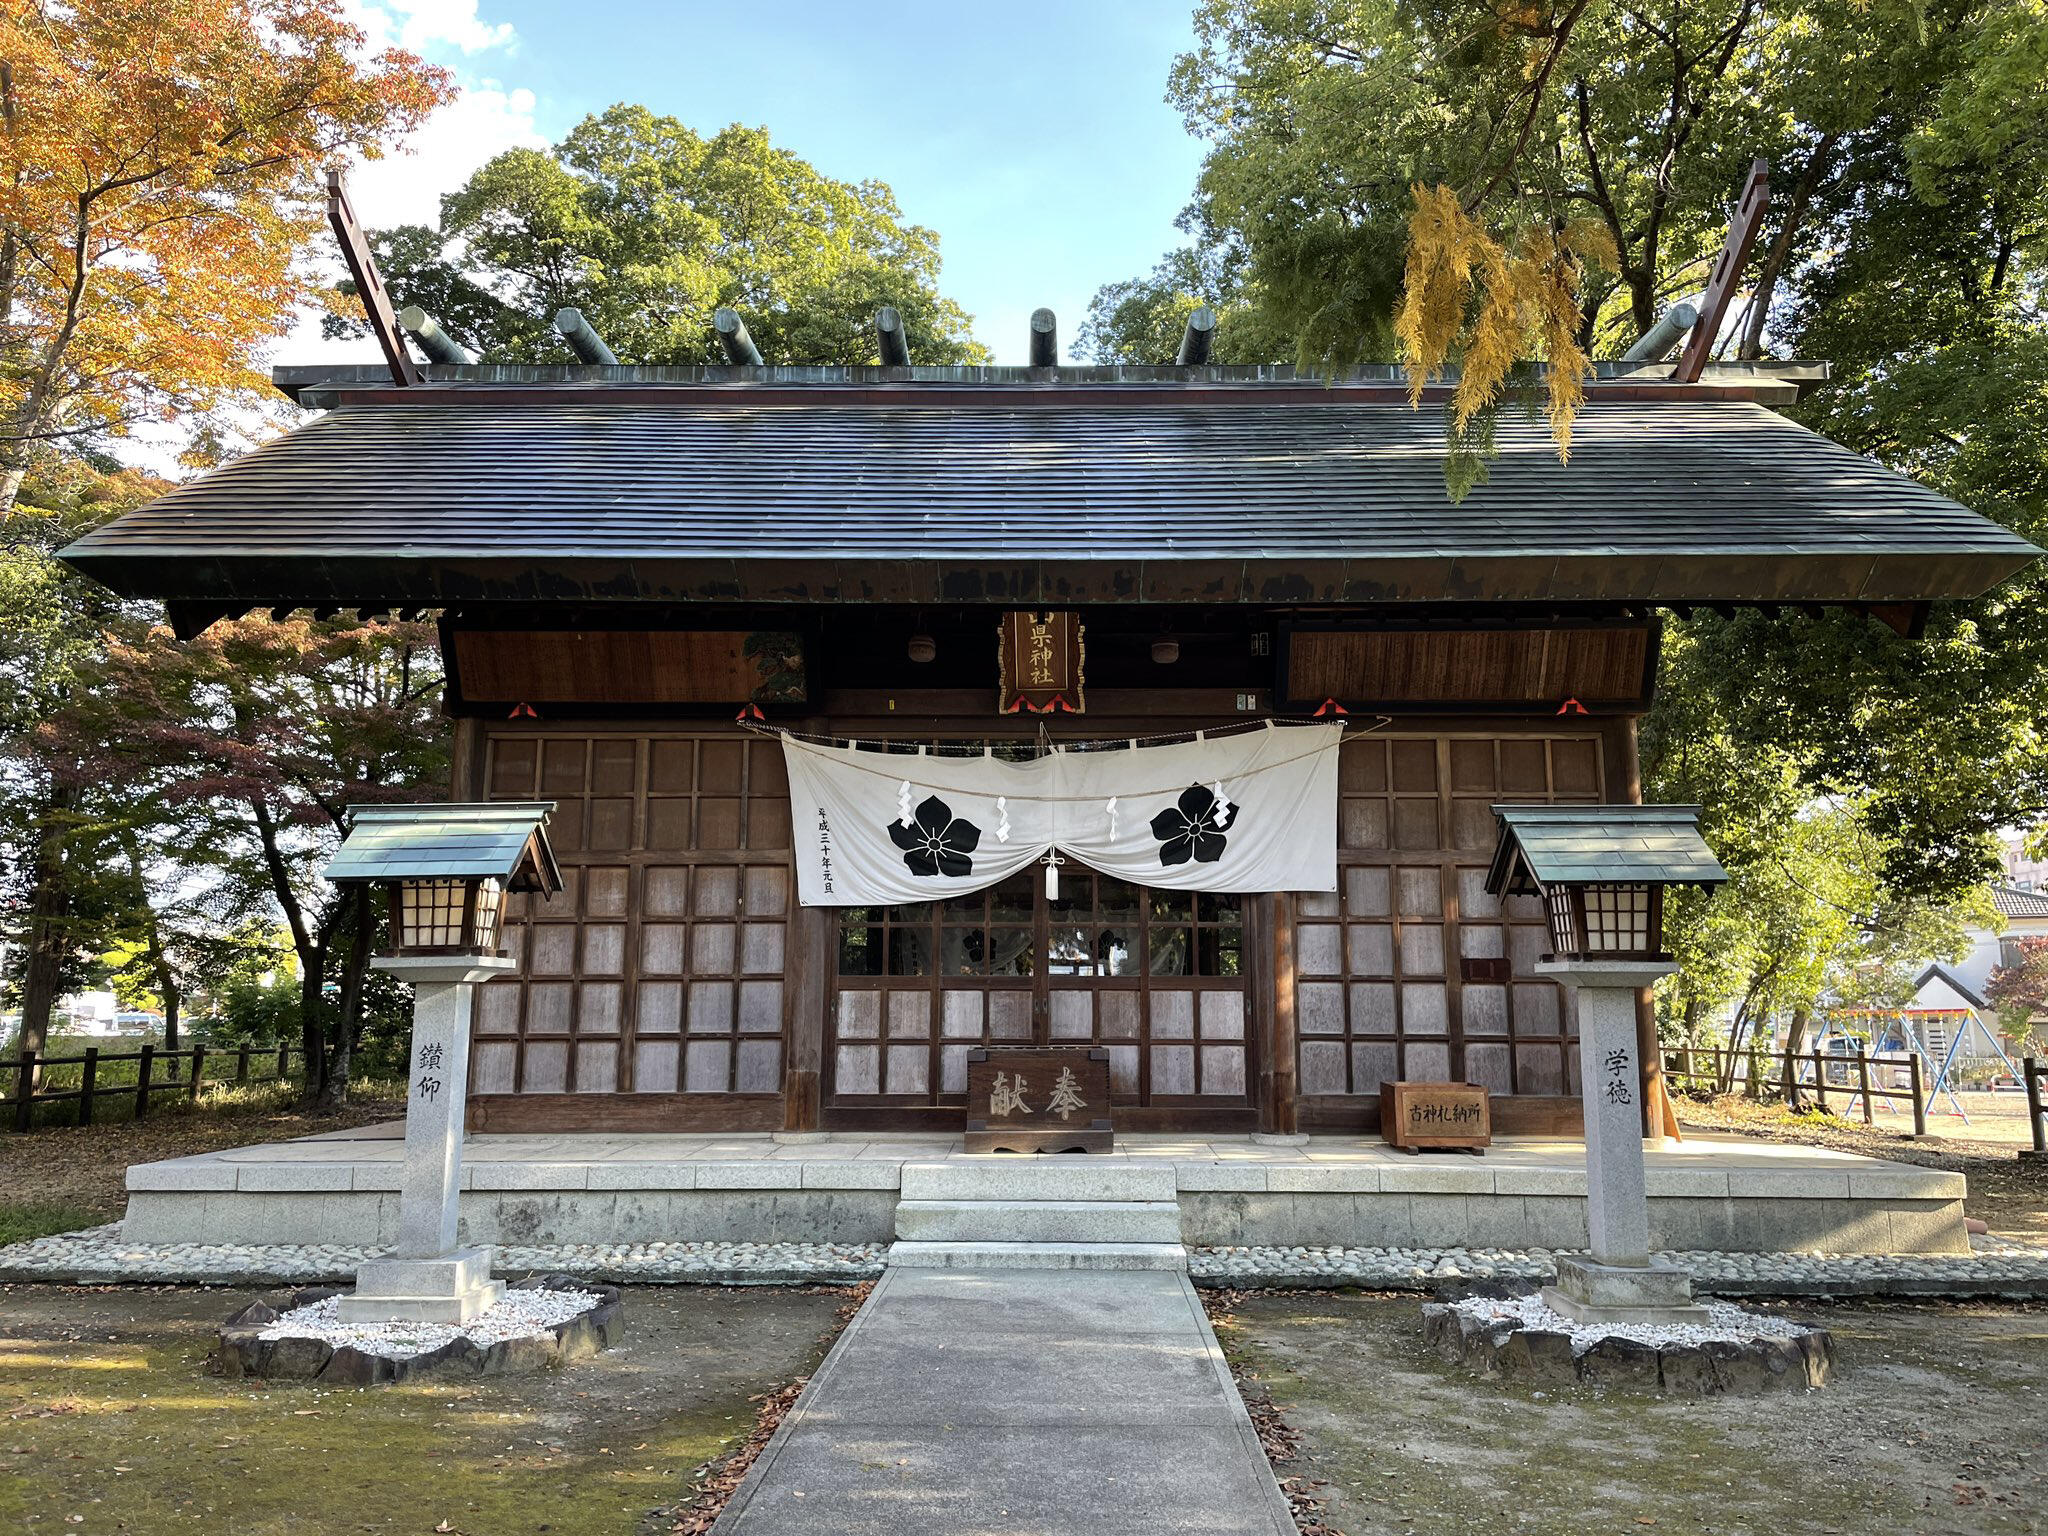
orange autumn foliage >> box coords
[1395,183,1615,462]
[0,0,453,511]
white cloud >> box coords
[348,81,545,230]
[344,0,518,57]
[278,79,545,372]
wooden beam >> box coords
[875,305,910,367]
[1029,307,1058,367]
[1675,159,1769,383]
[396,305,473,365]
[325,169,420,387]
[164,602,239,640]
[1865,601,1930,639]
[713,307,763,366]
[1177,305,1216,366]
[552,307,617,365]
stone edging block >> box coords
[1421,1302,1831,1394]
[212,1275,623,1385]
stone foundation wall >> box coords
[1177,1191,1970,1255]
[122,1185,1967,1255]
[122,1188,898,1247]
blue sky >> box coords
[333,0,1213,364]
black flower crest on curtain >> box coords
[1152,784,1231,867]
[890,795,983,878]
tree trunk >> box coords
[15,785,78,1083]
[1781,1004,1812,1111]
[1739,134,1839,360]
[320,888,375,1111]
[1744,1013,1770,1101]
[297,941,329,1108]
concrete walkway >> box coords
[710,1267,1297,1535]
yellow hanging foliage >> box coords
[1395,184,1616,461]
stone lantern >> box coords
[324,802,561,1323]
[1485,804,1725,1325]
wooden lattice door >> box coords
[825,867,1253,1120]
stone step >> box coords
[886,1240,1189,1272]
[899,1159,1177,1204]
[895,1198,1183,1245]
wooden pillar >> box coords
[1601,715,1675,1140]
[1262,893,1299,1135]
[450,716,487,800]
[783,904,826,1132]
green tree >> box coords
[1076,247,1291,363]
[347,107,988,366]
[0,457,165,1060]
[1646,621,1986,1104]
[1125,0,2048,897]
[49,615,448,1108]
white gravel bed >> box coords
[1185,1243,2048,1293]
[5,1228,2048,1294]
[1443,1290,1807,1356]
[0,1231,885,1285]
[258,1287,602,1358]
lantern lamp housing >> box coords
[1483,804,1725,964]
[323,802,563,959]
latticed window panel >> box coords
[1582,883,1653,952]
[473,733,790,1097]
[827,868,1251,1104]
[392,877,501,951]
[1296,733,1599,1102]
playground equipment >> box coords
[1828,1006,2025,1125]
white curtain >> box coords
[781,721,1342,907]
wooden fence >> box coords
[2027,1057,2047,1156]
[1662,1043,1929,1137]
[2,1042,305,1132]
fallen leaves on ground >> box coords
[1202,1290,1346,1536]
[661,1375,809,1536]
[656,1282,871,1535]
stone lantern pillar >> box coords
[320,801,561,1326]
[1537,957,1709,1324]
[1484,803,1728,1327]
[337,953,514,1324]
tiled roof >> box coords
[325,802,560,889]
[1992,884,2048,919]
[1483,804,1728,895]
[60,395,2038,607]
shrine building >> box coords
[62,329,2036,1150]
[59,128,2042,1180]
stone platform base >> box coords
[1540,1254,1710,1326]
[122,1130,1972,1256]
[1423,1300,1832,1394]
[337,1247,503,1324]
[214,1275,622,1385]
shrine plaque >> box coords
[1378,1080,1491,1155]
[965,1047,1113,1154]
[997,611,1085,714]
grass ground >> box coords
[1675,1092,2048,1243]
[1211,1289,2048,1536]
[0,1087,403,1241]
[0,1284,850,1536]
